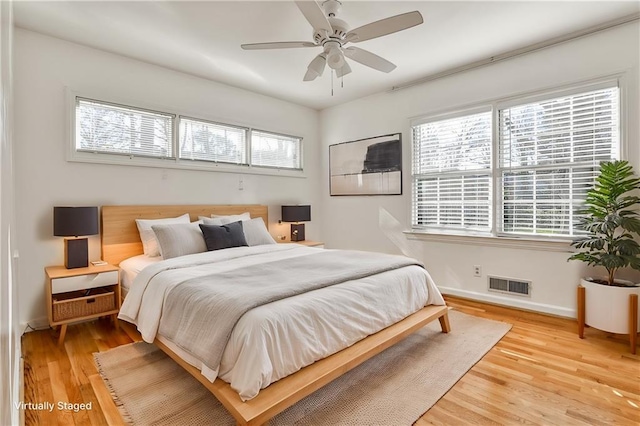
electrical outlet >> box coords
[238,177,244,191]
[473,265,482,277]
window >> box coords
[71,94,303,175]
[250,130,302,170]
[412,110,492,231]
[499,86,619,237]
[76,98,174,158]
[179,118,246,164]
[411,83,620,239]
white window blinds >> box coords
[179,118,246,164]
[250,130,302,169]
[412,111,492,231]
[499,86,619,236]
[76,98,174,158]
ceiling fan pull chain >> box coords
[341,75,344,89]
[331,71,334,96]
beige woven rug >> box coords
[94,310,511,425]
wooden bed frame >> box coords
[101,204,450,426]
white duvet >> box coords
[119,254,161,294]
[119,244,445,401]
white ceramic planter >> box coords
[582,278,640,334]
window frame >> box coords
[411,105,494,233]
[67,88,305,178]
[409,74,627,245]
[73,96,177,160]
[177,115,249,166]
[250,128,304,171]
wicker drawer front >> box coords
[53,289,116,322]
[51,271,118,294]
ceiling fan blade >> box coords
[346,11,423,43]
[295,1,333,33]
[343,47,396,73]
[241,41,317,50]
[335,61,352,78]
[303,53,327,81]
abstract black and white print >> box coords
[329,133,402,196]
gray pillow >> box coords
[199,221,248,251]
[151,223,207,259]
[136,213,190,256]
[241,218,276,246]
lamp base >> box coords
[64,238,89,269]
[290,223,306,242]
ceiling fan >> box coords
[241,0,423,82]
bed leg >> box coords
[438,311,451,333]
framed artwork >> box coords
[329,133,402,196]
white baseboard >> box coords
[439,286,576,319]
[20,317,49,334]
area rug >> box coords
[94,310,511,425]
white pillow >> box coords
[211,212,251,219]
[203,217,275,246]
[151,223,207,260]
[135,213,190,256]
[241,217,277,246]
[200,212,251,225]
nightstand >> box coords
[280,240,324,248]
[45,264,121,345]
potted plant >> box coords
[569,160,640,336]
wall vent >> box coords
[488,276,531,297]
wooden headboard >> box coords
[101,204,269,265]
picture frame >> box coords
[329,133,402,196]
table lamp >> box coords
[54,206,99,269]
[281,205,311,242]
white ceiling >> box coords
[14,1,640,110]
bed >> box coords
[102,204,450,425]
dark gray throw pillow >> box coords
[199,221,248,251]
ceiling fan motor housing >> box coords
[328,17,349,38]
[313,17,349,43]
[313,0,348,43]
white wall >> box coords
[14,29,321,326]
[13,21,640,326]
[320,22,640,317]
[0,1,19,424]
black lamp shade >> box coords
[281,205,311,223]
[54,207,99,237]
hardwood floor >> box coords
[22,296,640,425]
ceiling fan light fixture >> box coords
[326,45,344,70]
[308,53,327,76]
[336,61,352,78]
[303,68,319,81]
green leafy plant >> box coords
[569,160,640,285]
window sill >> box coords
[68,151,306,178]
[404,230,573,252]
